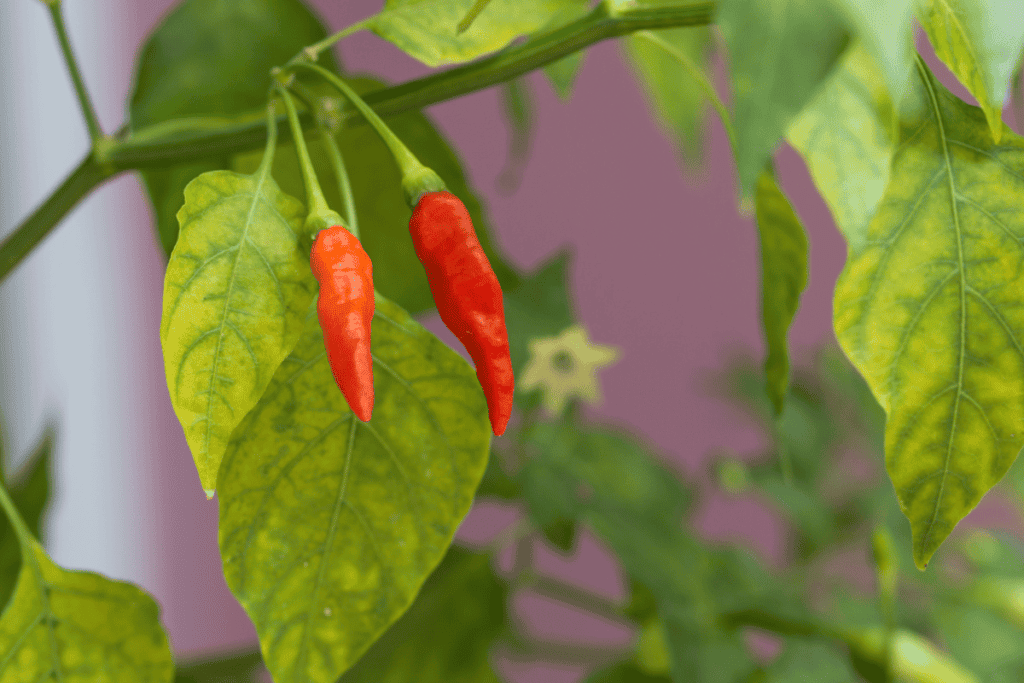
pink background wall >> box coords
[4,0,1023,680]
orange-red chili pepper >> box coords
[310,225,375,422]
[409,191,513,435]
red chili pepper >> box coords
[310,225,375,422]
[409,191,513,435]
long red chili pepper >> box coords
[310,225,375,422]
[409,191,513,435]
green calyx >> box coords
[402,166,447,207]
[305,209,347,242]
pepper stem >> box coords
[321,131,359,239]
[275,85,344,234]
[288,62,446,206]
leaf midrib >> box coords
[915,58,967,562]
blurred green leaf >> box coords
[762,639,858,683]
[716,0,849,200]
[833,60,1024,569]
[339,546,506,682]
[218,294,491,683]
[233,77,519,315]
[129,0,339,255]
[475,450,523,500]
[582,661,672,683]
[497,78,534,192]
[755,166,809,416]
[625,27,712,170]
[0,540,174,682]
[502,250,576,379]
[826,0,915,105]
[367,0,584,67]
[541,2,592,99]
[918,0,1024,144]
[0,429,51,612]
[161,169,316,494]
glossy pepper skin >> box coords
[310,225,375,422]
[409,191,513,435]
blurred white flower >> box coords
[518,324,620,415]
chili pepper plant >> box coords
[3,0,1024,681]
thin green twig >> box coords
[44,0,105,144]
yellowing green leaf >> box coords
[368,0,581,67]
[218,294,491,683]
[786,43,895,251]
[161,169,316,494]
[716,0,849,200]
[339,547,505,683]
[755,168,809,416]
[918,0,1024,144]
[0,540,173,682]
[833,59,1024,569]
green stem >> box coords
[0,478,33,548]
[519,570,632,628]
[173,648,264,683]
[289,62,443,204]
[107,2,715,169]
[458,0,494,33]
[0,155,116,284]
[320,128,359,239]
[276,86,331,218]
[289,19,371,67]
[720,608,852,643]
[636,30,738,160]
[45,0,105,144]
[4,1,715,284]
[257,98,279,177]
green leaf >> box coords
[218,294,491,683]
[475,449,523,499]
[497,78,534,192]
[833,59,1024,569]
[339,546,506,682]
[787,43,895,251]
[539,2,591,99]
[129,0,339,255]
[755,167,809,416]
[521,420,745,683]
[716,0,849,200]
[762,639,858,683]
[232,77,519,315]
[367,0,583,67]
[582,662,672,683]
[826,0,915,104]
[502,250,576,377]
[161,169,316,494]
[934,596,1024,680]
[0,430,52,612]
[0,539,173,682]
[625,28,712,170]
[918,0,1024,144]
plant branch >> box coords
[44,0,105,143]
[518,570,633,629]
[107,2,715,169]
[0,155,117,283]
[495,632,630,667]
[173,648,263,683]
[3,1,715,283]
